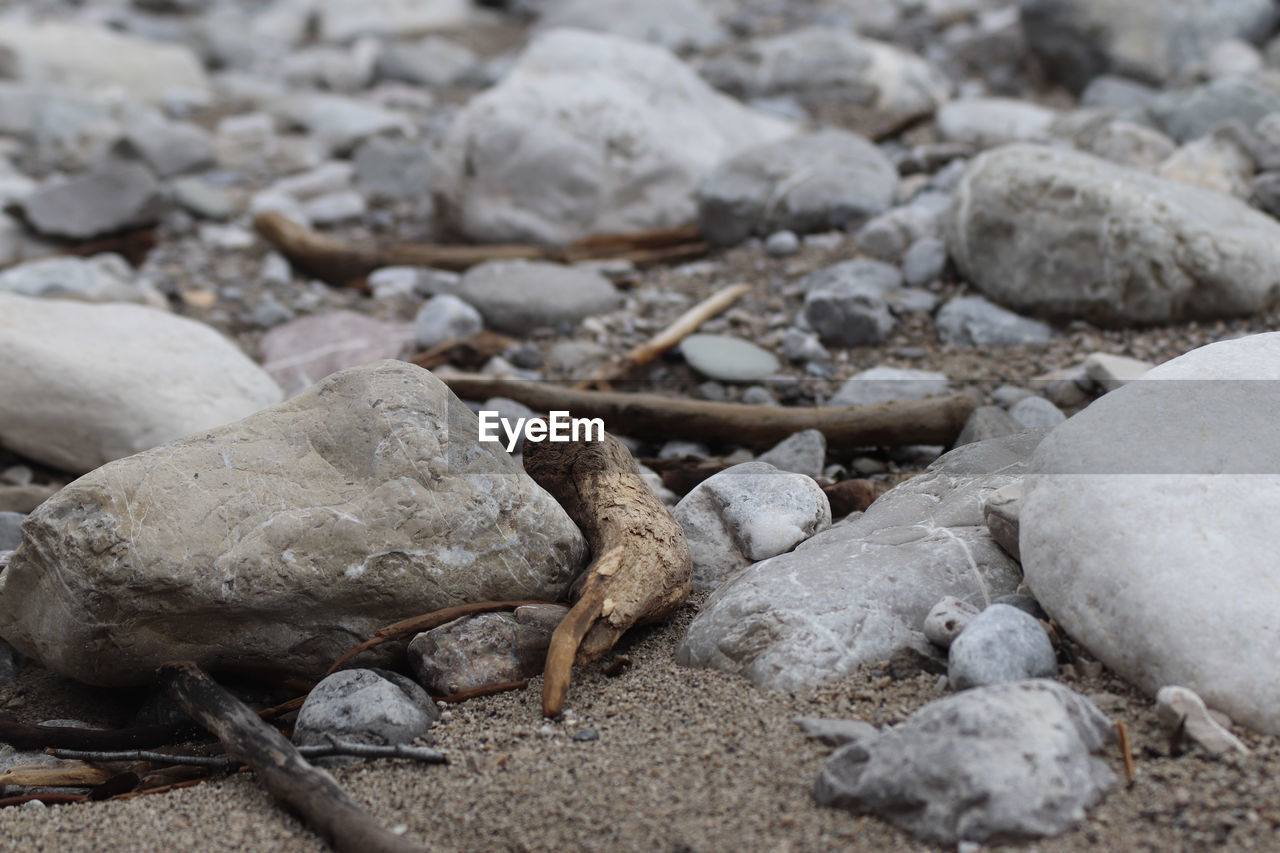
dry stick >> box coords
[523,432,692,717]
[0,763,117,787]
[50,742,447,768]
[0,719,201,752]
[1116,720,1136,783]
[436,680,530,704]
[439,374,977,452]
[573,283,752,390]
[159,661,428,853]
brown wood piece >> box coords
[438,373,976,451]
[1116,719,1136,783]
[574,283,752,390]
[0,719,201,752]
[523,431,692,717]
[0,763,116,787]
[159,661,428,853]
[408,330,518,371]
[821,479,878,518]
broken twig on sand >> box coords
[49,740,446,768]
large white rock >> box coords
[0,294,282,474]
[431,28,794,244]
[0,22,210,104]
[948,144,1280,326]
[0,361,588,686]
[1021,332,1280,733]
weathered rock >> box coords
[1155,685,1249,754]
[293,669,439,760]
[922,596,981,649]
[678,433,1038,690]
[432,29,793,244]
[1082,120,1177,171]
[935,98,1057,149]
[457,260,622,334]
[536,0,725,50]
[118,119,215,179]
[272,93,413,155]
[948,604,1057,690]
[795,717,880,748]
[699,27,951,138]
[376,35,477,87]
[954,405,1021,447]
[0,512,21,551]
[1008,396,1066,431]
[314,0,473,41]
[1021,332,1280,732]
[1146,73,1280,144]
[1082,352,1153,390]
[0,360,588,686]
[697,129,897,246]
[900,237,948,288]
[15,160,167,241]
[854,190,951,263]
[353,137,433,202]
[414,294,484,350]
[814,680,1116,843]
[0,293,281,474]
[408,605,568,695]
[673,462,830,592]
[1019,0,1277,91]
[0,256,166,308]
[259,311,417,397]
[948,144,1280,326]
[0,485,57,515]
[982,481,1023,561]
[827,366,950,407]
[679,334,780,384]
[800,260,901,348]
[756,429,826,479]
[1156,131,1255,198]
[935,295,1054,347]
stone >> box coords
[763,230,800,257]
[854,190,951,263]
[259,311,417,397]
[780,328,831,364]
[0,292,281,474]
[15,160,167,240]
[1248,111,1280,171]
[1082,352,1153,390]
[795,717,880,748]
[415,294,484,350]
[271,161,355,201]
[678,432,1038,689]
[432,29,793,244]
[0,256,166,308]
[947,604,1057,690]
[1079,75,1158,109]
[756,429,826,479]
[1156,132,1255,198]
[118,119,214,179]
[0,512,22,552]
[679,335,780,384]
[1206,39,1264,79]
[900,237,948,288]
[1146,73,1280,144]
[170,177,237,220]
[480,397,538,454]
[935,295,1054,347]
[536,0,725,50]
[1082,120,1176,171]
[922,596,981,649]
[547,340,610,374]
[673,462,831,592]
[0,22,210,104]
[315,0,473,41]
[0,360,588,686]
[1021,332,1280,732]
[1251,170,1280,216]
[700,27,951,139]
[0,637,22,685]
[1008,396,1067,429]
[1019,0,1277,91]
[696,130,897,246]
[935,98,1057,149]
[293,669,439,759]
[273,94,413,155]
[301,190,368,226]
[457,260,622,334]
[280,40,379,93]
[376,36,478,87]
[827,366,950,407]
[814,680,1116,843]
[1154,685,1249,754]
[353,137,433,202]
[948,144,1280,326]
[0,485,57,515]
[800,259,902,348]
[408,606,567,695]
[982,481,1023,561]
[954,405,1021,447]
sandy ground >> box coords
[2,592,1279,852]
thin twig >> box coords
[49,741,446,768]
[437,680,530,704]
[1116,719,1135,783]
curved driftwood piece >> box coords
[439,374,976,451]
[160,661,427,853]
[523,432,692,718]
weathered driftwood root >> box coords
[440,374,976,451]
[523,432,692,718]
[254,212,708,287]
[159,661,427,853]
[0,718,201,752]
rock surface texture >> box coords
[0,360,588,686]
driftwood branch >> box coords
[574,283,752,389]
[438,374,976,451]
[160,661,427,853]
[254,212,708,287]
[49,741,446,769]
[0,719,200,751]
[524,431,692,717]
[0,763,117,787]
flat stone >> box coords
[827,366,950,407]
[16,160,167,240]
[458,261,622,335]
[756,429,826,478]
[935,295,1054,347]
[0,485,57,515]
[376,36,477,87]
[170,177,237,220]
[1082,120,1177,171]
[118,120,214,179]
[679,334,780,384]
[536,0,725,50]
[1156,131,1255,198]
[272,94,413,155]
[935,98,1057,149]
[982,482,1023,561]
[1008,396,1067,429]
[794,717,880,748]
[415,294,484,350]
[947,603,1057,690]
[315,0,473,41]
[293,669,439,760]
[0,256,166,308]
[0,360,588,686]
[814,680,1116,843]
[1146,72,1280,144]
[0,292,281,474]
[408,607,566,695]
[954,405,1021,447]
[259,311,417,397]
[1082,352,1154,390]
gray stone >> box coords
[1079,75,1158,109]
[991,385,1035,408]
[1146,73,1280,144]
[814,680,1116,843]
[315,0,472,41]
[0,256,166,308]
[1156,130,1255,198]
[678,432,1040,689]
[948,144,1280,326]
[0,636,23,685]
[1008,396,1067,429]
[536,0,725,50]
[0,512,22,551]
[415,294,484,349]
[353,137,433,203]
[922,596,981,649]
[827,366,950,407]
[280,41,378,93]
[948,604,1057,690]
[780,328,831,364]
[679,334,780,384]
[935,295,1054,347]
[259,311,417,396]
[935,98,1057,149]
[408,606,567,695]
[1081,120,1177,171]
[885,288,940,316]
[757,430,826,478]
[293,669,439,759]
[0,361,588,685]
[547,340,610,374]
[673,462,831,592]
[1206,38,1265,79]
[170,177,237,220]
[1019,0,1277,91]
[1251,170,1280,216]
[0,292,281,474]
[800,259,902,348]
[697,129,898,246]
[1082,352,1153,390]
[16,160,167,240]
[763,230,800,257]
[1248,111,1280,171]
[794,717,880,748]
[273,94,413,155]
[118,120,214,178]
[854,191,951,263]
[302,190,367,226]
[700,27,951,139]
[1021,332,1280,733]
[982,482,1023,561]
[458,260,622,335]
[376,36,478,87]
[432,29,793,244]
[1154,685,1249,754]
[900,237,948,288]
[954,406,1021,448]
